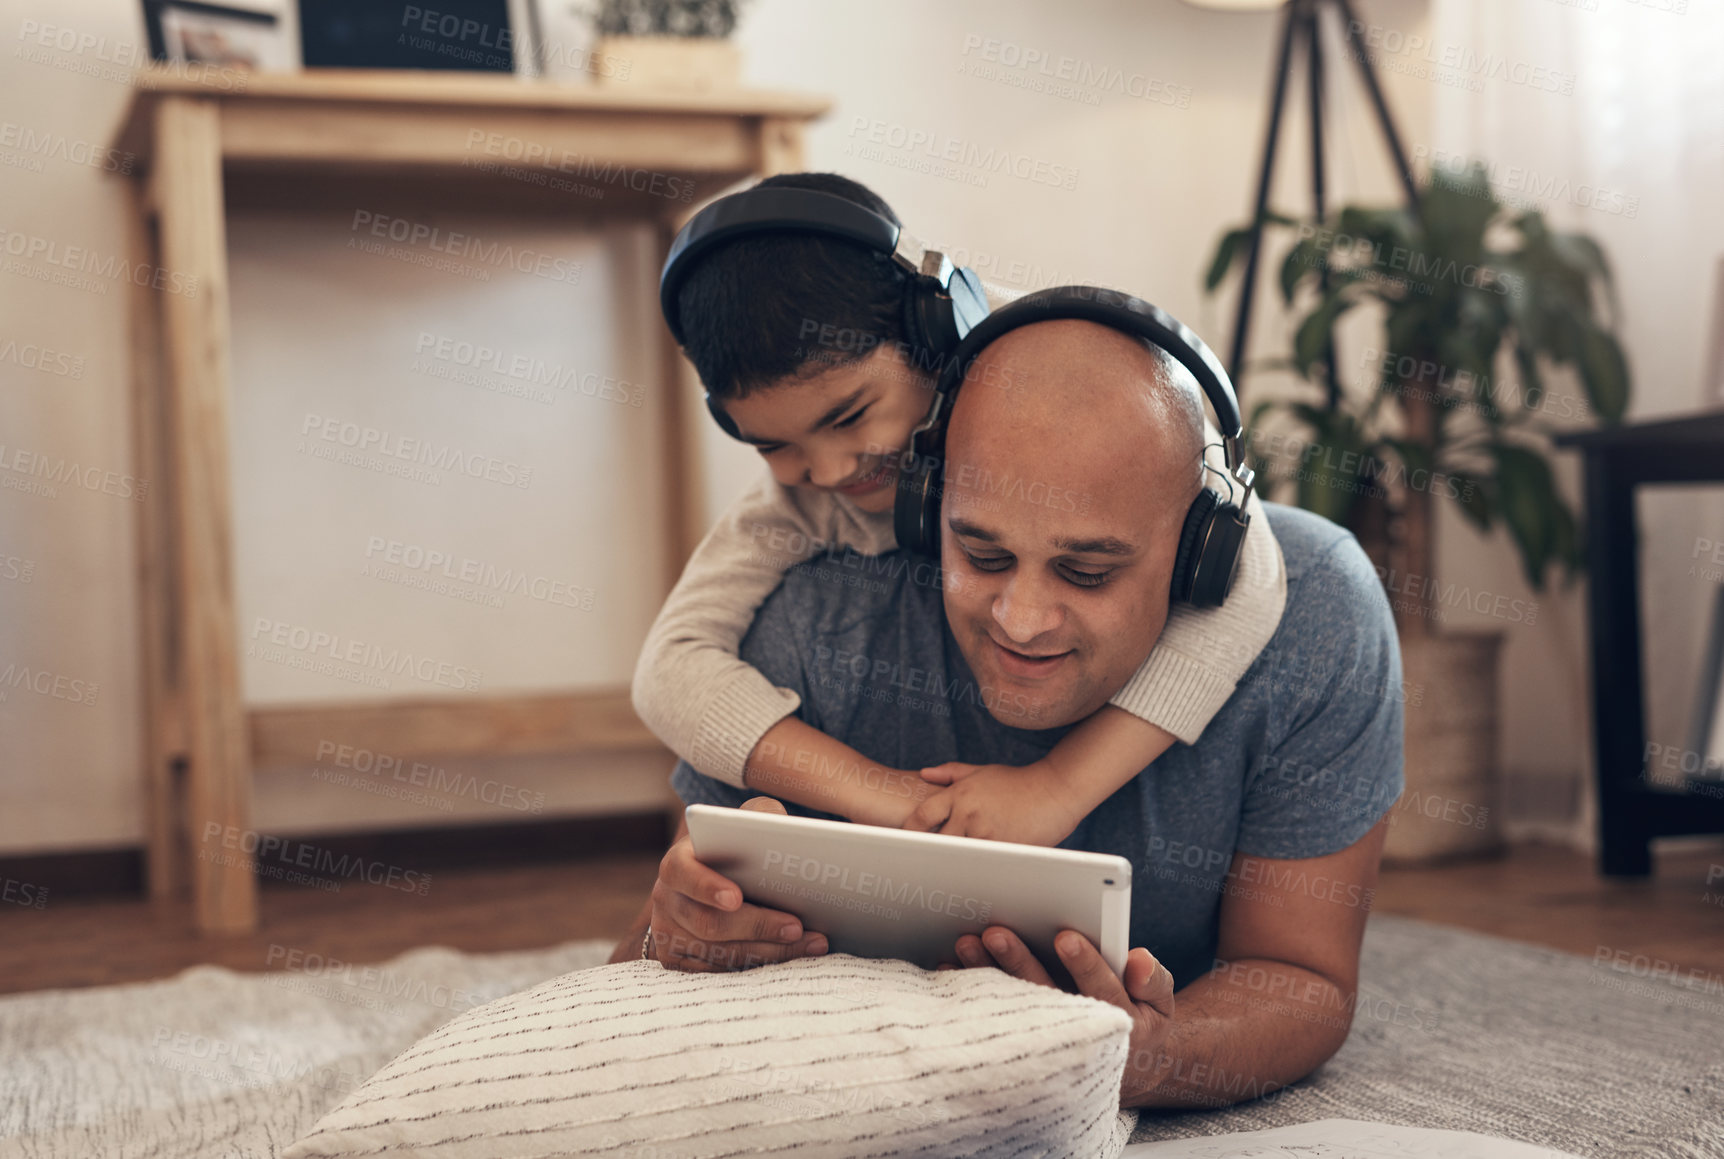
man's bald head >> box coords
[949,319,1208,530]
[937,318,1218,731]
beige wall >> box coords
[3,0,1716,855]
[0,0,678,851]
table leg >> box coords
[126,179,187,905]
[756,117,805,175]
[1583,454,1651,876]
[653,220,699,584]
[152,96,256,932]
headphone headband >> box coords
[660,186,963,345]
[659,183,991,441]
[931,285,1246,463]
[895,285,1256,609]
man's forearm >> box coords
[744,717,934,827]
[1122,958,1352,1110]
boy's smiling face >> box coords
[715,343,935,515]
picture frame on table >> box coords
[141,0,297,71]
[297,0,542,75]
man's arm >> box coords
[950,815,1388,1111]
[1105,527,1404,1107]
[1121,816,1387,1109]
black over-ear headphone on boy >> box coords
[894,285,1257,608]
[658,186,992,439]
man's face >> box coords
[717,343,935,515]
[939,322,1202,730]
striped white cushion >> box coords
[285,953,1139,1158]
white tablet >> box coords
[685,803,1133,977]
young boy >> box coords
[633,172,1285,848]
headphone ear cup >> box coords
[1172,488,1220,605]
[893,448,943,558]
[913,281,961,355]
[1190,504,1248,608]
[705,393,742,440]
[899,276,943,370]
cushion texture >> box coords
[284,952,1139,1158]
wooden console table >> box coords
[110,69,828,933]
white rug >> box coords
[0,917,1720,1158]
[0,940,610,1158]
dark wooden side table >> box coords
[1555,410,1724,875]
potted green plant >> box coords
[579,0,749,90]
[1205,162,1630,861]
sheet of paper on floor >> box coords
[1120,1119,1586,1159]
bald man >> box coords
[615,318,1404,1111]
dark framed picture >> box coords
[141,0,294,70]
[298,0,518,73]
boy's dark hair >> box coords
[672,172,917,400]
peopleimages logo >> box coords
[200,825,431,895]
[363,535,594,611]
[0,121,133,174]
[844,117,1079,191]
[0,225,198,296]
[0,337,83,378]
[1293,223,1525,298]
[0,660,98,706]
[958,34,1192,108]
[347,211,583,284]
[0,442,148,501]
[761,849,994,923]
[249,616,482,692]
[812,643,1039,722]
[298,412,532,490]
[413,332,644,407]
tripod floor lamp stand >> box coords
[1225,0,1424,408]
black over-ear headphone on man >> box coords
[658,185,993,439]
[893,285,1257,609]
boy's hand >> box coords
[901,762,1084,846]
[918,760,987,786]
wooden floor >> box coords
[1373,842,1724,977]
[2,841,1720,996]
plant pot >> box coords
[592,35,740,91]
[1384,630,1506,865]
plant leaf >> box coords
[1511,344,1543,420]
[1293,294,1354,380]
[1548,491,1582,583]
[1576,327,1630,424]
[1490,443,1561,588]
[1446,471,1494,531]
[1280,236,1320,305]
[1205,226,1252,294]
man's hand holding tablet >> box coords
[939,925,1179,1107]
[648,798,832,972]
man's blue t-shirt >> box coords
[670,503,1405,988]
